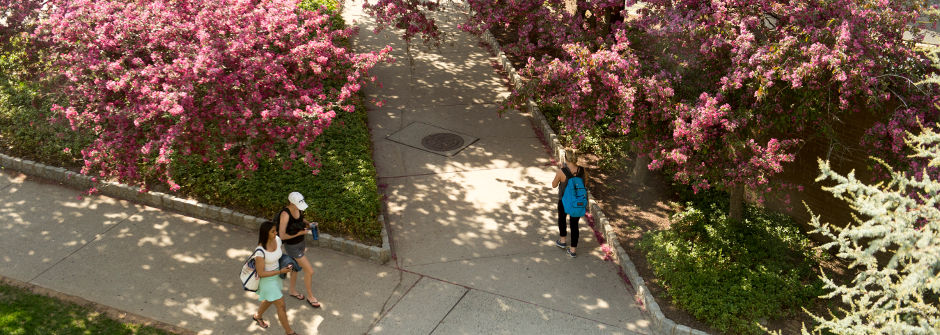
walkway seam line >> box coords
[28,207,141,283]
[367,275,424,332]
[395,267,632,332]
[427,286,469,335]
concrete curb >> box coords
[476,22,711,335]
[0,153,391,264]
[0,274,196,335]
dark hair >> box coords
[258,221,276,246]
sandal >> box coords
[307,298,322,308]
[252,314,269,329]
[288,292,304,300]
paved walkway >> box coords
[0,1,651,334]
[349,1,649,333]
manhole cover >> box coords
[421,132,465,152]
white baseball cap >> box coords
[288,192,308,211]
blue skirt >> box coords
[257,275,283,302]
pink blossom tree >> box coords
[0,0,45,47]
[639,0,940,220]
[32,0,390,190]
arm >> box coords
[551,169,564,188]
[303,217,316,226]
[255,255,290,278]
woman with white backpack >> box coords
[250,220,299,335]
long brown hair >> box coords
[257,220,276,246]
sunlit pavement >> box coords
[0,170,417,334]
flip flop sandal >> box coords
[289,292,305,300]
[307,299,322,308]
[251,315,269,329]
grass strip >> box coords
[0,278,184,335]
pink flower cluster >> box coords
[33,0,390,189]
[506,37,643,142]
[0,0,46,48]
[634,0,939,191]
[363,0,441,43]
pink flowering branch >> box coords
[35,0,390,190]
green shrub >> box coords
[538,103,632,170]
[300,0,345,31]
[640,198,824,335]
[169,105,381,244]
[0,37,88,167]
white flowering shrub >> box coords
[799,123,940,334]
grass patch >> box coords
[0,283,175,335]
[639,191,824,335]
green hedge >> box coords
[0,36,89,168]
[639,193,824,334]
[0,0,382,245]
[170,106,381,244]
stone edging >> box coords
[478,29,710,335]
[0,153,391,264]
[0,274,197,335]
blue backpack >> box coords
[561,166,587,217]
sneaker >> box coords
[566,248,577,258]
[554,239,566,249]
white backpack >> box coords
[239,248,265,292]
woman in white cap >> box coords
[277,191,321,308]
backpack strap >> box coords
[561,165,574,179]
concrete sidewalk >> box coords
[0,1,652,334]
[0,170,414,335]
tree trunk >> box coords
[631,153,650,186]
[729,184,744,223]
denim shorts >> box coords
[283,241,305,258]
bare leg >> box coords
[254,300,273,328]
[288,270,301,297]
[296,255,317,303]
[273,298,293,334]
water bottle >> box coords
[310,222,319,240]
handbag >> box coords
[240,248,265,292]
